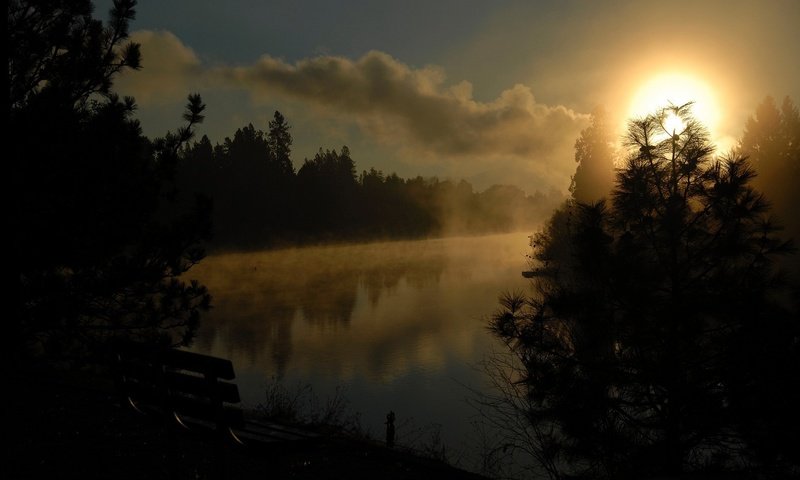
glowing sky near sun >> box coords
[97,0,799,194]
[628,74,717,130]
[625,73,730,148]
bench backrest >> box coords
[113,342,244,431]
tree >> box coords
[739,95,800,247]
[204,123,274,246]
[178,134,216,196]
[11,0,212,358]
[268,110,295,177]
[490,104,799,478]
[9,0,141,110]
[296,146,359,233]
[570,107,616,203]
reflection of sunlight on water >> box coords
[188,232,535,463]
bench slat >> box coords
[115,342,236,380]
[161,349,236,380]
[164,371,241,403]
[119,373,240,405]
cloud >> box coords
[225,51,586,161]
[116,30,588,191]
[114,30,204,104]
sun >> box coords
[662,111,685,135]
[628,72,720,136]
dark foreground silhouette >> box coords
[12,361,487,480]
[490,103,799,479]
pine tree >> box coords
[491,104,798,478]
[570,107,616,203]
[268,110,295,177]
[740,95,800,246]
[11,0,212,357]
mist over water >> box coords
[188,232,533,462]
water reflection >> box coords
[190,238,453,378]
[188,233,532,463]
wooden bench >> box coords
[112,342,245,444]
[111,341,320,449]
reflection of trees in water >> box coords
[195,284,297,378]
[193,243,448,376]
[361,258,444,308]
[266,306,293,377]
[299,264,359,328]
[361,263,404,307]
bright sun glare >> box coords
[662,112,685,135]
[628,73,720,137]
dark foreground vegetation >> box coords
[12,0,212,355]
[11,364,487,480]
[487,102,800,479]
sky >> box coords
[99,0,800,195]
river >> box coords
[188,232,532,469]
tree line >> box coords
[176,115,561,250]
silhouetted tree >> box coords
[179,134,216,197]
[474,184,551,232]
[739,95,800,247]
[490,104,798,478]
[353,168,442,237]
[357,168,389,233]
[178,116,299,247]
[296,146,358,233]
[11,0,211,358]
[570,107,616,203]
[264,111,297,234]
[268,110,294,177]
[9,0,141,110]
[214,123,273,243]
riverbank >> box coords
[11,366,489,479]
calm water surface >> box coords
[189,232,532,467]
